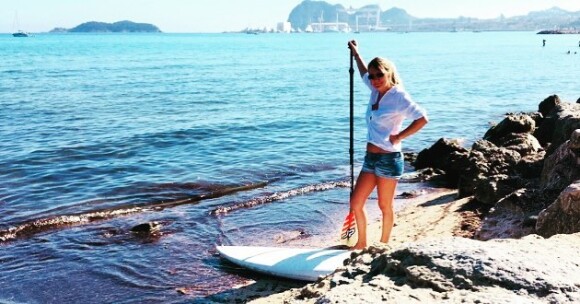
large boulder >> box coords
[514,151,546,178]
[536,180,580,237]
[413,138,469,185]
[473,174,531,206]
[492,132,543,156]
[458,140,521,198]
[540,129,580,191]
[474,188,552,240]
[483,113,536,143]
[550,104,580,153]
[534,102,580,152]
[483,113,543,157]
[538,94,561,117]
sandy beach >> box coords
[372,188,477,246]
[206,187,478,303]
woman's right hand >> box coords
[348,40,359,56]
[348,40,367,76]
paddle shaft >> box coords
[349,49,354,195]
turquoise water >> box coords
[0,32,578,302]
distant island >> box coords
[49,20,161,33]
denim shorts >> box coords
[361,152,404,179]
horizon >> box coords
[2,0,580,33]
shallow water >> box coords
[0,31,578,302]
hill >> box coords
[287,1,580,32]
[50,21,161,33]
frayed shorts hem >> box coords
[361,152,404,179]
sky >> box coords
[3,0,580,33]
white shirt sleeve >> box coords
[399,92,427,121]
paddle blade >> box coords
[340,211,357,247]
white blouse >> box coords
[362,73,427,152]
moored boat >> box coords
[13,30,31,37]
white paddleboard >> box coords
[216,245,350,281]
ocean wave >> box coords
[210,180,350,215]
[0,181,269,243]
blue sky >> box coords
[3,0,580,33]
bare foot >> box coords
[349,243,366,251]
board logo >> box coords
[340,211,356,244]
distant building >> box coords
[277,22,292,33]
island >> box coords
[49,20,161,33]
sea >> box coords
[0,31,578,303]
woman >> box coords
[347,40,428,250]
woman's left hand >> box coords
[389,134,401,145]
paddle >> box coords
[349,42,355,195]
[340,42,357,247]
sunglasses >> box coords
[368,72,385,80]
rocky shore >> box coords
[242,95,580,303]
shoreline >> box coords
[238,95,580,303]
[203,187,476,302]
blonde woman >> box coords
[347,40,428,249]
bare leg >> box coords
[376,177,398,243]
[349,172,377,250]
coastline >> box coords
[2,32,578,303]
[205,94,580,303]
[246,185,580,304]
[251,188,478,303]
[203,187,475,303]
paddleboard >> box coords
[216,245,350,281]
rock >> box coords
[268,234,580,304]
[274,229,310,243]
[475,189,536,240]
[536,180,580,237]
[473,174,518,205]
[413,138,469,185]
[458,140,521,198]
[540,130,580,191]
[523,214,539,227]
[130,222,161,234]
[403,152,417,165]
[481,113,544,158]
[514,151,546,178]
[534,102,580,152]
[549,104,580,153]
[483,113,536,143]
[538,94,561,117]
[528,112,544,130]
[572,129,580,151]
[493,132,543,156]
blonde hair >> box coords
[368,57,402,87]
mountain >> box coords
[569,19,580,28]
[287,1,580,32]
[287,0,347,31]
[50,21,161,33]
